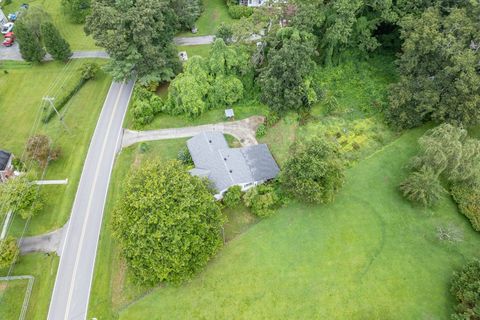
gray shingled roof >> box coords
[0,150,12,171]
[187,132,279,192]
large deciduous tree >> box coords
[112,160,224,284]
[85,0,181,84]
[282,136,345,204]
[258,27,318,114]
[62,0,91,24]
[386,6,480,129]
[0,175,43,219]
[26,135,61,168]
[41,22,72,61]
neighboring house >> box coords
[0,150,14,182]
[187,132,280,198]
[239,0,265,7]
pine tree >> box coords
[15,23,45,62]
[41,22,72,61]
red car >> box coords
[2,32,14,47]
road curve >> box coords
[47,79,135,320]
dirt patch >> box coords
[0,282,7,293]
[111,255,128,310]
[212,10,219,21]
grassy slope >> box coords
[119,128,480,319]
[0,60,111,236]
[177,0,233,37]
[2,0,98,51]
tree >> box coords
[112,160,224,284]
[386,7,480,129]
[223,185,242,208]
[80,62,100,80]
[0,175,43,219]
[209,75,244,107]
[15,22,45,62]
[215,23,234,45]
[243,184,281,218]
[41,22,72,61]
[282,136,345,204]
[26,135,61,168]
[85,0,181,83]
[258,27,318,114]
[131,86,163,127]
[62,0,91,24]
[400,168,445,207]
[0,237,19,269]
[171,0,202,30]
[451,260,480,319]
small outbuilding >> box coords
[187,132,280,198]
[224,108,234,120]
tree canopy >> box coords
[85,0,181,84]
[451,259,480,319]
[282,136,345,204]
[0,175,43,219]
[41,22,72,61]
[112,160,224,284]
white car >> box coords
[1,22,14,34]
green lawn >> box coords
[177,0,233,37]
[0,60,111,236]
[0,254,59,320]
[2,0,98,50]
[176,44,212,59]
[0,278,28,319]
[118,127,480,319]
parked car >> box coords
[1,22,14,34]
[2,33,15,47]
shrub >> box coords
[244,184,281,218]
[0,174,43,219]
[177,146,193,165]
[451,183,480,231]
[436,224,463,243]
[228,5,254,19]
[265,111,280,127]
[80,62,100,80]
[131,86,163,127]
[0,237,19,269]
[400,168,445,207]
[450,259,480,319]
[282,136,345,204]
[223,185,242,208]
[256,124,266,138]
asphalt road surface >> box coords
[47,80,135,320]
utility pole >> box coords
[43,96,70,133]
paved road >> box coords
[47,79,135,320]
[0,36,215,61]
[122,116,265,148]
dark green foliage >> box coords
[41,22,72,61]
[208,75,244,107]
[282,136,345,204]
[400,168,445,207]
[387,6,480,129]
[80,62,100,80]
[112,160,224,285]
[228,5,253,19]
[85,0,181,83]
[450,260,480,319]
[215,23,234,45]
[172,0,203,30]
[131,86,163,127]
[62,0,91,23]
[223,185,242,208]
[258,27,318,114]
[0,237,19,269]
[0,175,43,219]
[15,22,45,62]
[177,146,193,165]
[451,184,480,232]
[243,184,281,218]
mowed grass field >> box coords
[0,60,111,236]
[2,0,98,50]
[117,128,480,319]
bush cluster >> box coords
[223,185,243,208]
[131,86,164,128]
[244,184,282,218]
[0,237,19,269]
[450,260,480,319]
[451,184,480,232]
[228,5,254,19]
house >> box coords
[239,0,265,7]
[187,132,280,198]
[0,150,14,182]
